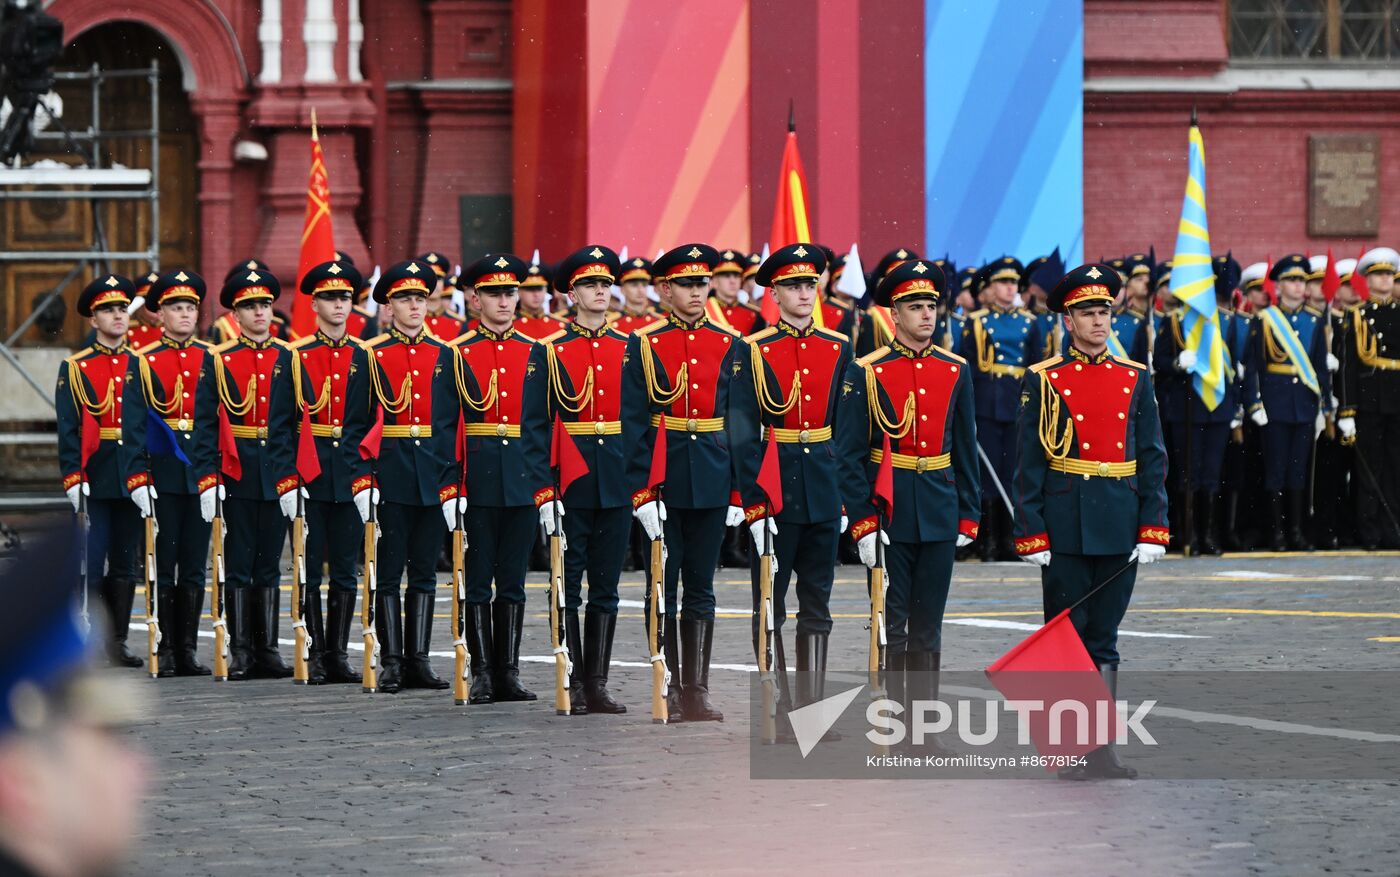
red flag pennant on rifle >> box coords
[296,404,322,483]
[550,413,590,499]
[359,408,384,461]
[985,609,1115,767]
[647,413,668,492]
[873,432,894,522]
[218,407,242,481]
[455,409,465,462]
[1351,246,1370,301]
[79,407,100,470]
[755,434,783,518]
[293,110,336,340]
[1262,254,1276,304]
[1321,247,1341,305]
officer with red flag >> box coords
[56,274,148,667]
[1013,263,1170,779]
[541,245,631,715]
[128,270,220,676]
[836,259,980,749]
[212,268,302,680]
[289,259,375,684]
[360,259,460,693]
[740,244,851,726]
[443,253,556,705]
[621,243,762,723]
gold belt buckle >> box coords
[916,456,930,473]
[495,423,506,437]
[798,429,811,444]
[594,421,606,435]
[257,426,268,439]
[176,418,189,432]
[410,424,422,438]
[332,426,343,438]
[1097,462,1110,477]
[686,418,698,433]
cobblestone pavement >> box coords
[120,551,1400,876]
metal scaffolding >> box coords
[0,61,161,410]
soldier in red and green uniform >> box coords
[1014,263,1170,780]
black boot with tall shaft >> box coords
[492,601,537,702]
[174,587,211,676]
[680,618,723,722]
[321,590,361,683]
[465,603,494,704]
[375,590,403,693]
[565,609,588,715]
[584,607,627,714]
[402,591,449,689]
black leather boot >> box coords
[885,648,908,745]
[1196,491,1221,556]
[250,587,293,679]
[174,587,210,676]
[1268,493,1289,551]
[322,590,361,683]
[793,631,839,743]
[303,585,327,685]
[465,603,494,704]
[104,577,143,667]
[1287,490,1314,551]
[375,590,403,693]
[1221,489,1245,551]
[994,505,1018,561]
[155,585,176,678]
[759,628,795,743]
[402,592,448,689]
[976,503,995,562]
[584,607,627,714]
[565,609,588,714]
[680,618,723,722]
[1092,664,1137,779]
[663,615,684,723]
[909,651,956,756]
[227,589,252,681]
[492,601,537,702]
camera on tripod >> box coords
[0,0,63,164]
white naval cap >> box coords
[1358,247,1400,276]
[1241,261,1268,291]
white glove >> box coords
[130,484,158,518]
[1236,362,1247,380]
[539,500,565,536]
[66,481,89,513]
[1250,407,1269,427]
[748,516,777,553]
[634,500,667,541]
[1230,416,1243,431]
[279,485,309,521]
[1176,348,1197,371]
[1326,352,1339,372]
[725,504,745,527]
[354,487,381,524]
[956,534,973,548]
[1130,542,1165,564]
[839,514,849,533]
[199,484,226,523]
[856,530,889,569]
[1021,550,1051,567]
[440,496,466,530]
[1338,416,1356,439]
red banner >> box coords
[294,115,336,340]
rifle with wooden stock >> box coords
[210,478,229,681]
[360,460,380,693]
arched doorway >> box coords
[0,22,198,347]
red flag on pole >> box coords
[985,609,1116,767]
[873,432,894,523]
[755,435,783,518]
[1351,246,1370,301]
[296,405,322,483]
[647,414,668,493]
[1321,247,1340,305]
[218,408,242,481]
[550,413,590,498]
[763,110,816,327]
[294,109,336,340]
[1262,254,1276,304]
[358,408,384,462]
[79,408,100,470]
